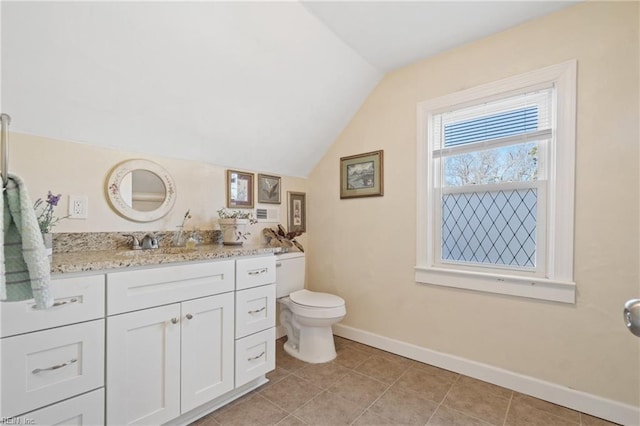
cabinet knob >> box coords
[186,314,193,320]
[171,317,179,324]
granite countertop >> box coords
[50,244,281,274]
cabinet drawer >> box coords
[1,319,105,418]
[1,274,105,338]
[235,256,276,290]
[21,388,104,426]
[235,327,275,387]
[107,260,235,315]
[235,284,276,338]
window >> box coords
[415,61,577,303]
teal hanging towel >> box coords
[1,174,54,309]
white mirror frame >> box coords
[106,159,176,222]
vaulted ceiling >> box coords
[1,1,576,177]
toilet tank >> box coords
[275,252,305,298]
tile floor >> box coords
[192,336,619,426]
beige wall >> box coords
[308,1,639,407]
[10,132,307,246]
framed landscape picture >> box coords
[340,150,384,199]
[257,174,281,204]
[227,170,254,208]
[288,191,306,233]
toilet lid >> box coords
[290,289,345,308]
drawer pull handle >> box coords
[248,306,266,315]
[276,262,282,267]
[32,358,78,374]
[171,317,179,324]
[32,298,78,310]
[186,314,193,320]
[247,351,265,362]
[248,268,267,276]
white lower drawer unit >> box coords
[235,327,275,387]
[0,319,105,418]
[1,274,105,338]
[20,388,104,426]
[235,284,276,338]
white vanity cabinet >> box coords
[0,252,278,426]
[106,260,236,425]
[0,274,106,424]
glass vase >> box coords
[42,232,53,260]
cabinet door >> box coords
[181,292,235,412]
[107,304,181,425]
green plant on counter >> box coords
[217,208,258,224]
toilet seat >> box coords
[290,289,345,308]
[279,290,346,320]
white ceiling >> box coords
[302,1,577,72]
[1,1,577,177]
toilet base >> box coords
[282,324,338,364]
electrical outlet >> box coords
[68,195,88,219]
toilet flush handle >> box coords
[624,299,640,337]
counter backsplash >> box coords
[52,230,223,253]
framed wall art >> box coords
[227,170,254,208]
[288,191,306,233]
[257,173,281,204]
[340,150,384,199]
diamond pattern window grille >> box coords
[442,188,537,267]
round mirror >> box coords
[106,159,176,222]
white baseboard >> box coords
[275,324,286,339]
[332,323,639,426]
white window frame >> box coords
[415,61,577,303]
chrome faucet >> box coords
[122,234,141,250]
[123,233,159,250]
[141,233,159,250]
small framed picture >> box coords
[227,170,254,208]
[257,174,281,204]
[288,191,306,233]
[340,150,384,199]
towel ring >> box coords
[0,113,10,188]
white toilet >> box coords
[276,252,346,363]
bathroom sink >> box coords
[115,247,199,257]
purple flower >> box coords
[46,191,62,207]
[34,190,67,233]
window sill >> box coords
[414,266,575,304]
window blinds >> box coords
[432,87,553,156]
